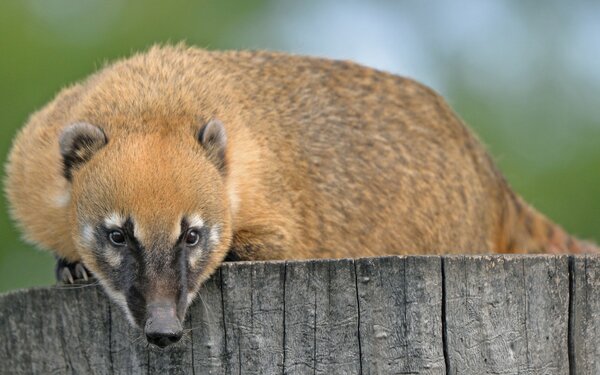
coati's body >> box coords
[5,45,597,346]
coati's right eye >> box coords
[185,229,200,246]
[109,230,126,246]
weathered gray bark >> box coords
[570,255,600,375]
[0,255,598,374]
[356,256,445,374]
[284,258,361,375]
[444,255,570,374]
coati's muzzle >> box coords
[122,244,191,348]
[144,299,184,348]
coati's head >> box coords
[59,119,232,348]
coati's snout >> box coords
[145,300,184,348]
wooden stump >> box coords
[0,255,598,374]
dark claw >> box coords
[55,257,93,284]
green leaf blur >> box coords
[1,1,598,292]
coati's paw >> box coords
[55,258,93,284]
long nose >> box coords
[144,300,183,348]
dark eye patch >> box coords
[92,217,146,293]
[179,218,211,250]
[94,217,139,251]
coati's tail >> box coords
[499,190,599,254]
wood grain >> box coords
[0,255,598,374]
[570,255,600,374]
[356,256,445,374]
[444,255,570,375]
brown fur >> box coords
[5,44,598,278]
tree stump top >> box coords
[1,255,598,374]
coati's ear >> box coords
[59,122,107,181]
[197,118,227,172]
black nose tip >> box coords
[146,330,183,348]
[144,300,183,348]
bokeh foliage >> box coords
[1,1,598,292]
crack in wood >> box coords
[218,267,230,374]
[353,259,363,375]
[282,261,287,375]
[441,257,451,375]
[568,256,576,375]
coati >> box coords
[5,45,598,348]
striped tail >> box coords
[498,190,599,254]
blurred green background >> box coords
[0,1,598,292]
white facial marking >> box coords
[209,225,221,245]
[105,248,124,268]
[188,215,204,229]
[101,285,136,326]
[104,212,125,228]
[228,182,240,217]
[132,219,146,243]
[188,247,203,269]
[81,224,95,247]
[53,190,71,207]
[170,220,181,242]
[187,292,197,305]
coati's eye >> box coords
[109,230,126,246]
[185,229,200,246]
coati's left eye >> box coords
[185,229,200,246]
[109,230,126,246]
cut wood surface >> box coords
[0,255,598,374]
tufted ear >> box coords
[59,122,107,181]
[197,118,227,172]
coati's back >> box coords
[209,49,596,256]
[5,45,597,266]
[219,51,508,257]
